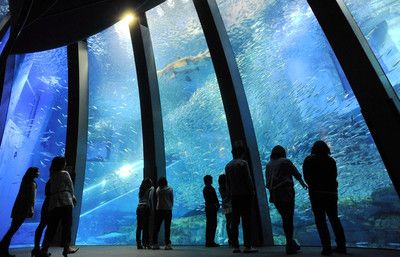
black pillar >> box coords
[307,0,400,198]
[129,13,166,184]
[193,0,273,246]
[0,14,11,145]
[66,41,89,243]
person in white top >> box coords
[39,157,78,257]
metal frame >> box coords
[308,0,400,197]
[129,13,166,184]
[0,14,11,145]
[66,41,89,243]
[193,0,273,246]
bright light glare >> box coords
[122,13,136,24]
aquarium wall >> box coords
[216,0,400,248]
[76,20,144,245]
[343,0,400,97]
[0,47,68,246]
[146,0,232,245]
[0,0,8,21]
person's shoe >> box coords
[31,247,41,257]
[62,247,79,257]
[137,244,143,250]
[243,247,258,253]
[321,249,332,256]
[152,244,160,250]
[205,242,220,247]
[332,246,347,254]
[164,244,173,250]
[232,248,241,253]
[292,240,301,251]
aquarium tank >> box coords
[76,20,144,245]
[0,0,8,22]
[0,47,68,246]
[343,0,400,97]
[0,0,399,250]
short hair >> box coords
[158,176,168,188]
[203,175,212,185]
[270,145,286,160]
[50,156,66,172]
[311,140,331,155]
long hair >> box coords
[157,176,168,188]
[270,145,286,160]
[311,140,331,155]
[22,167,39,183]
[50,156,66,174]
[139,178,153,198]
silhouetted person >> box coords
[266,145,307,255]
[225,143,258,253]
[152,177,173,250]
[0,167,39,257]
[218,174,233,247]
[203,175,220,247]
[40,157,78,257]
[136,178,153,249]
[31,180,51,257]
[303,141,346,256]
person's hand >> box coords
[73,196,77,206]
[301,182,308,190]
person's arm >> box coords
[225,166,231,197]
[26,182,36,217]
[302,157,311,187]
[170,188,174,208]
[265,164,271,189]
[212,187,220,209]
[289,161,308,190]
[243,160,255,195]
[65,172,77,206]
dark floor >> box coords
[9,246,400,257]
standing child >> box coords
[203,175,220,247]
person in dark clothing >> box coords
[203,175,220,247]
[31,180,51,257]
[136,178,153,249]
[0,167,39,257]
[218,174,233,247]
[152,177,173,250]
[303,141,346,256]
[225,142,258,254]
[266,145,307,255]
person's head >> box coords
[139,177,153,197]
[232,141,245,159]
[22,167,39,182]
[311,140,331,155]
[203,175,213,186]
[157,176,168,188]
[270,145,286,160]
[50,156,66,173]
[218,174,226,189]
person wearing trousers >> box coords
[152,177,173,250]
[225,143,258,254]
[303,141,346,256]
[0,167,39,257]
[203,175,220,247]
[218,174,233,247]
[266,145,308,255]
[39,157,78,257]
[136,178,153,249]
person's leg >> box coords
[230,197,240,251]
[34,220,47,249]
[0,218,25,254]
[41,209,60,253]
[210,210,217,245]
[60,206,73,253]
[142,207,150,247]
[325,196,346,252]
[164,210,172,246]
[225,213,233,246]
[152,210,163,247]
[241,196,252,249]
[310,194,331,254]
[205,209,212,245]
[275,200,294,245]
[136,207,144,246]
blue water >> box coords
[0,47,68,246]
[0,0,8,22]
[76,21,144,245]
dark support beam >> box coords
[66,41,89,243]
[307,0,400,197]
[193,0,273,246]
[0,15,11,145]
[129,13,166,185]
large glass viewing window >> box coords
[216,0,400,248]
[343,0,400,97]
[147,0,232,245]
[0,0,8,21]
[0,47,68,246]
[76,21,143,245]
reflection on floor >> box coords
[9,246,400,257]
